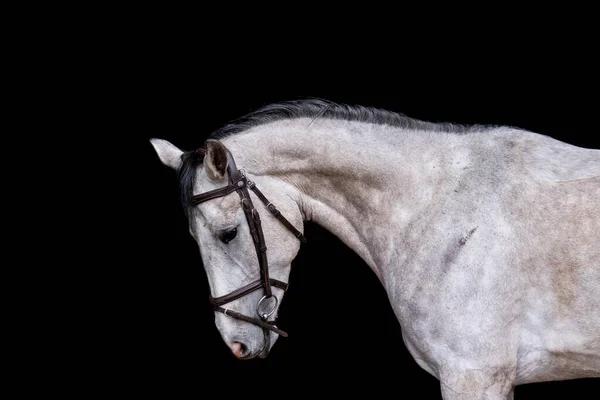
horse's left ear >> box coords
[150,138,184,170]
[204,139,229,181]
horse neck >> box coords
[223,118,467,280]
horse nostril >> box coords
[231,342,248,359]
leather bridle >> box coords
[191,145,306,351]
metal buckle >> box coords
[252,208,261,222]
[241,197,251,210]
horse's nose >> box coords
[230,342,248,359]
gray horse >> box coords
[150,99,599,399]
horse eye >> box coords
[218,228,237,244]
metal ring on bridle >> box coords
[257,295,278,320]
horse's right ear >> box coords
[150,138,184,170]
[204,139,229,181]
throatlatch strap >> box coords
[248,183,307,243]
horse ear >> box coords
[204,139,229,181]
[149,138,184,170]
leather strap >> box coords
[209,278,289,307]
[215,307,288,337]
[191,176,246,205]
[237,183,273,298]
[248,182,307,243]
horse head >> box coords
[150,138,305,359]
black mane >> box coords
[177,150,204,218]
[179,98,491,214]
[210,98,487,140]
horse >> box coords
[149,99,599,399]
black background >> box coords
[19,10,600,398]
[95,30,600,396]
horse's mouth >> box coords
[238,346,269,360]
[238,329,271,360]
[239,352,257,360]
[258,349,269,359]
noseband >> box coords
[191,146,306,342]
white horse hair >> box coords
[150,99,599,399]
